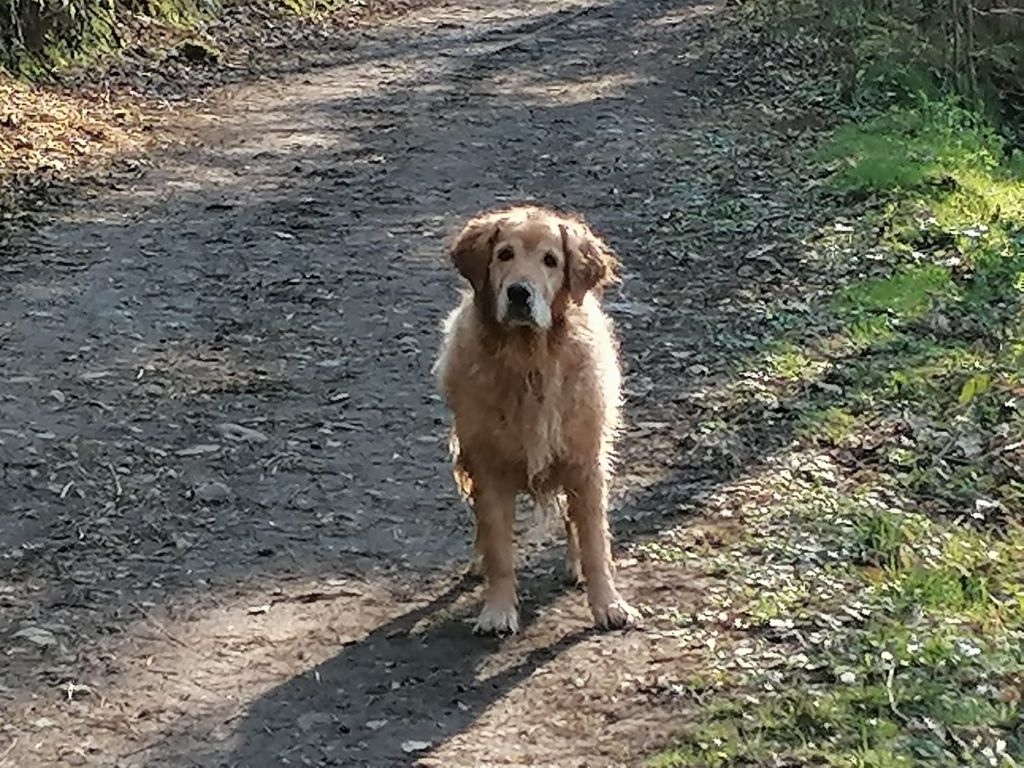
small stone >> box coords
[402,740,433,753]
[193,480,232,503]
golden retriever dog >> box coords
[433,204,638,635]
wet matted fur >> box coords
[433,203,638,634]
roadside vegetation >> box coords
[648,1,1024,765]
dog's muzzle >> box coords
[499,281,551,329]
[505,283,532,318]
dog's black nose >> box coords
[507,283,531,306]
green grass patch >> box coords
[799,406,860,446]
[648,486,1024,767]
[835,264,953,321]
[796,99,1021,516]
[763,341,828,382]
[819,100,1001,185]
[890,564,990,614]
[652,86,1024,768]
[654,3,1024,765]
[855,508,912,568]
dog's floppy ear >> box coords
[450,214,501,292]
[560,220,619,304]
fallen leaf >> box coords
[193,480,233,502]
[13,627,57,648]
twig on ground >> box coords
[131,602,189,648]
[1,738,18,763]
[107,461,122,500]
[885,665,909,725]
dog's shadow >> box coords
[203,555,593,766]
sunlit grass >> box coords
[650,91,1024,768]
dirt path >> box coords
[0,1,825,765]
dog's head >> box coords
[449,205,618,330]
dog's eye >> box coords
[543,252,558,268]
[497,247,514,262]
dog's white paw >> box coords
[474,601,519,636]
[591,598,639,630]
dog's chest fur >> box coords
[477,357,566,485]
[435,294,617,496]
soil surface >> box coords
[0,1,814,765]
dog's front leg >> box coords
[472,479,519,635]
[567,469,638,630]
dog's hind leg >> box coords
[563,517,584,586]
[559,496,583,586]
